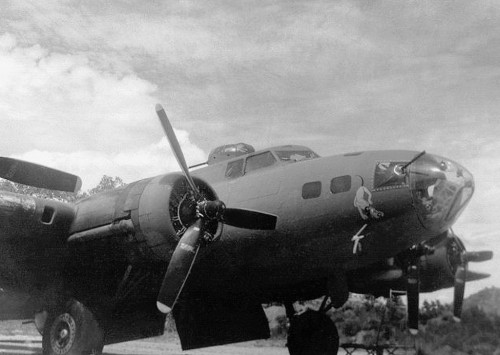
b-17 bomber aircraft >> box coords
[0,104,493,355]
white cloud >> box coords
[0,33,158,148]
[14,135,205,191]
[0,33,206,189]
[3,2,372,68]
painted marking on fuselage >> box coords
[354,185,384,220]
[351,224,368,254]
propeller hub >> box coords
[197,200,226,220]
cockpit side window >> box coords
[275,150,319,163]
[225,159,244,179]
[374,161,408,189]
[245,152,276,174]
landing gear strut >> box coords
[42,299,104,355]
[286,299,339,355]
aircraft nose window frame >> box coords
[410,155,474,231]
[373,161,409,190]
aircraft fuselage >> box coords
[186,148,473,298]
[0,146,474,306]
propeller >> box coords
[453,262,466,322]
[0,157,82,193]
[450,235,493,321]
[155,104,200,197]
[155,104,277,313]
[406,264,419,335]
[157,220,202,313]
[405,243,435,335]
[463,250,493,263]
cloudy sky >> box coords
[1,1,499,302]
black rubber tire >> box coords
[42,299,104,355]
[287,310,339,355]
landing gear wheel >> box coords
[287,310,339,355]
[42,299,104,355]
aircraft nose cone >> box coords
[409,154,474,233]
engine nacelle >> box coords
[418,236,462,292]
[69,173,220,263]
[347,234,464,296]
[0,191,75,293]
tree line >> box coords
[0,175,126,202]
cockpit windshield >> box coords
[275,150,319,163]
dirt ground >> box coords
[0,321,359,354]
[0,334,363,354]
[0,335,287,355]
[0,335,361,355]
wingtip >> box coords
[73,177,83,193]
[156,301,172,314]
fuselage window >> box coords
[40,205,55,224]
[225,159,244,179]
[331,175,351,194]
[245,152,277,174]
[302,181,322,199]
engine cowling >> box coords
[133,173,221,262]
[418,236,460,292]
[347,234,482,296]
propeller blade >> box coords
[224,208,277,230]
[465,270,490,282]
[0,157,82,193]
[155,104,200,197]
[453,264,467,321]
[464,250,493,263]
[407,264,419,335]
[157,219,202,313]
